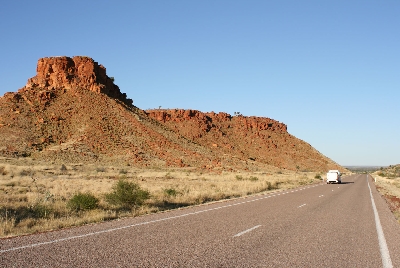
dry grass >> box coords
[372,172,400,223]
[0,157,323,237]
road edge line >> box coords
[367,174,393,268]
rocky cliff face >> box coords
[0,56,343,172]
[21,56,132,105]
[147,109,287,132]
[146,109,338,171]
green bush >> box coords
[315,174,322,180]
[164,188,178,197]
[235,175,243,181]
[67,192,99,211]
[249,176,258,181]
[105,179,150,210]
[30,203,52,218]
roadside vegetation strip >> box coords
[367,175,393,268]
[0,162,324,237]
[0,183,322,253]
[372,169,400,223]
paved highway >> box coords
[1,174,400,267]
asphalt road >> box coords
[1,174,400,267]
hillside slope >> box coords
[146,109,339,171]
[0,56,343,172]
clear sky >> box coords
[1,1,399,166]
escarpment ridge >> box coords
[0,56,343,172]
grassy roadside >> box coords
[372,172,400,223]
[0,157,324,238]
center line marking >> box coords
[298,204,306,208]
[233,225,262,237]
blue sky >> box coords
[1,1,399,166]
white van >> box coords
[326,170,341,184]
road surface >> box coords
[1,174,400,267]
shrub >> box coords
[19,169,32,176]
[235,175,243,181]
[105,179,150,210]
[165,172,174,179]
[164,188,178,197]
[33,203,52,218]
[315,174,322,180]
[96,167,106,172]
[0,166,8,175]
[67,192,99,211]
[5,181,16,187]
[249,176,258,181]
[60,164,67,172]
[266,181,280,191]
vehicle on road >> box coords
[326,170,341,184]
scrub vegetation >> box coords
[0,157,324,237]
[373,164,400,223]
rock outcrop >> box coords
[21,56,132,105]
[146,109,338,171]
[147,109,287,132]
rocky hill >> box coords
[0,56,343,172]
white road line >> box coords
[318,195,324,198]
[0,184,323,253]
[367,176,393,268]
[233,225,262,237]
[298,204,306,208]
